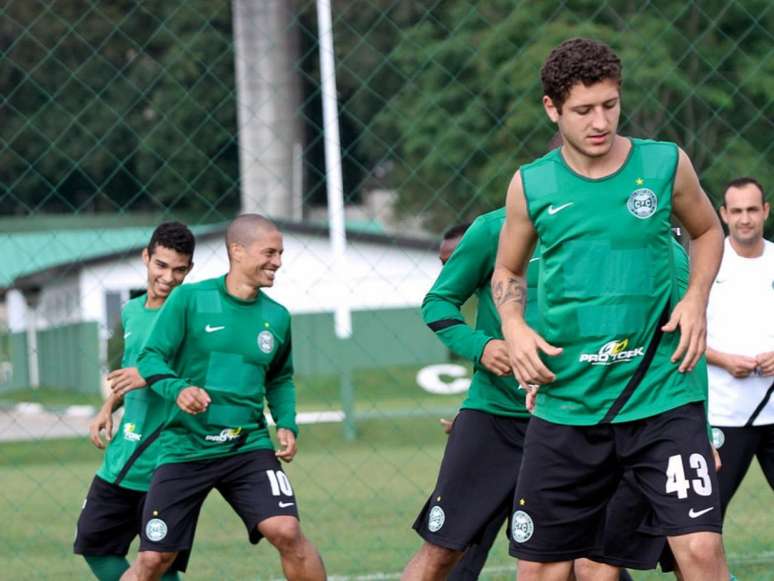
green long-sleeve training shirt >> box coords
[138,275,298,465]
[96,294,166,491]
[421,208,539,418]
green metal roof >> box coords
[0,224,222,289]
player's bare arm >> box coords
[108,367,147,398]
[664,148,724,373]
[493,171,562,387]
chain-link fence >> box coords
[1,1,772,578]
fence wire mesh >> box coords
[0,0,772,578]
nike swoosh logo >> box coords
[714,279,726,284]
[278,501,295,508]
[688,507,715,518]
[547,202,573,215]
[205,325,225,333]
[529,257,541,263]
[124,332,132,339]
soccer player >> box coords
[74,221,196,581]
[402,210,540,580]
[437,223,471,267]
[121,214,325,581]
[706,177,773,515]
[576,234,719,581]
[493,38,729,580]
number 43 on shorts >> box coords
[665,453,712,499]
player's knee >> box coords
[688,534,723,563]
[262,517,304,554]
[574,558,619,581]
[420,542,461,569]
[136,550,176,573]
[674,533,723,565]
[573,558,595,580]
[517,560,559,580]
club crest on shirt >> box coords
[428,505,445,532]
[258,330,274,354]
[627,188,657,219]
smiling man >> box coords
[706,177,773,518]
[492,38,729,580]
[75,221,195,581]
[121,214,325,581]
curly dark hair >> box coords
[147,221,195,259]
[541,38,622,112]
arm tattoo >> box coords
[493,275,526,309]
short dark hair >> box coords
[723,177,766,206]
[442,223,470,241]
[541,38,622,112]
[147,221,195,258]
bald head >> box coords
[226,214,278,259]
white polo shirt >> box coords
[707,237,774,427]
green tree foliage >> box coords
[327,0,772,234]
[1,1,238,219]
[2,1,770,238]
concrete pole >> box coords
[232,0,303,220]
[23,291,40,389]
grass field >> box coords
[0,413,772,580]
[0,365,468,414]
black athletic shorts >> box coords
[588,471,675,572]
[74,475,190,571]
[712,423,774,517]
[139,449,299,554]
[509,402,722,562]
[412,409,528,551]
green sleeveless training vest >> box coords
[521,138,704,425]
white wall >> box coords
[9,231,441,335]
[186,232,440,314]
[7,275,81,333]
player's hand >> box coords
[712,447,722,472]
[720,353,758,378]
[108,367,147,397]
[89,406,114,449]
[275,428,297,463]
[503,322,562,387]
[525,385,538,414]
[440,413,459,435]
[754,351,774,377]
[480,339,512,376]
[176,386,211,414]
[662,293,707,373]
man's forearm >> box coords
[685,227,724,301]
[492,267,527,324]
[705,347,726,367]
[103,392,123,413]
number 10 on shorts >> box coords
[665,454,712,499]
[266,470,294,496]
